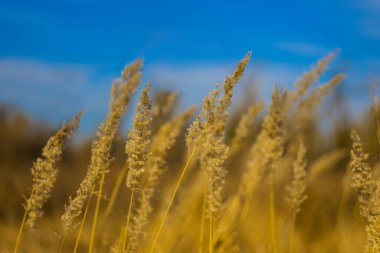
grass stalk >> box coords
[209,213,213,253]
[198,187,207,253]
[209,180,213,253]
[13,208,28,253]
[88,172,106,253]
[73,190,94,253]
[269,173,277,253]
[288,216,295,253]
[121,190,135,252]
[105,165,128,217]
[59,234,66,253]
[149,146,196,253]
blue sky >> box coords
[0,0,379,137]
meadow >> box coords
[1,51,380,253]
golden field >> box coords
[1,51,380,253]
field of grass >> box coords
[1,51,380,253]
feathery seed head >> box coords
[241,86,287,199]
[295,73,345,139]
[186,52,251,151]
[365,179,380,252]
[122,59,143,82]
[202,135,229,216]
[186,86,220,150]
[128,107,195,252]
[311,73,345,101]
[350,129,380,252]
[189,52,252,218]
[126,82,153,191]
[61,60,142,234]
[286,139,308,218]
[262,86,287,162]
[292,50,338,100]
[26,112,82,228]
[350,129,374,216]
[216,52,252,135]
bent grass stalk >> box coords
[149,145,197,253]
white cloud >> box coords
[0,58,89,111]
[0,58,114,137]
[1,56,375,138]
[0,58,90,89]
[274,41,330,57]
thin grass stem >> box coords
[13,208,28,253]
[73,190,94,253]
[88,172,106,253]
[105,165,128,217]
[269,173,277,253]
[198,187,207,253]
[121,190,135,252]
[149,146,197,253]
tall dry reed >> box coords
[286,139,308,253]
[14,112,83,253]
[61,60,142,236]
[127,107,195,253]
[150,52,251,253]
[350,130,380,252]
[120,82,153,252]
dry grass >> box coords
[2,51,380,253]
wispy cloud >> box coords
[0,56,376,137]
[0,58,90,113]
[0,58,114,136]
[274,41,329,57]
[0,58,90,88]
[0,57,303,124]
